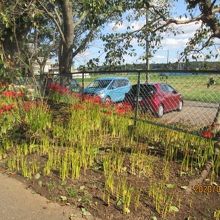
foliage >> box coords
[100,0,173,67]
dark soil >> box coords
[2,153,220,220]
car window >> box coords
[161,84,175,93]
[88,80,112,88]
[120,79,129,87]
[116,79,129,88]
[70,80,78,86]
[166,85,175,93]
[161,84,168,92]
[118,79,124,87]
[110,80,118,89]
[130,84,156,96]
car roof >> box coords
[132,82,160,86]
[95,77,129,81]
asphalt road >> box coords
[159,101,219,128]
[0,173,94,220]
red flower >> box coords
[201,130,214,139]
[72,103,85,110]
[1,90,24,98]
[84,95,102,104]
[0,103,15,116]
[103,110,112,115]
[48,83,70,95]
[2,91,15,98]
[23,101,39,112]
[121,102,132,111]
[16,91,25,97]
[114,102,132,115]
[1,104,14,111]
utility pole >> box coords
[166,50,169,65]
[145,3,150,83]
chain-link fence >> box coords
[4,69,220,139]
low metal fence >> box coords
[6,69,220,140]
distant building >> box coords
[32,58,53,75]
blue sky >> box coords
[74,0,220,67]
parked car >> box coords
[124,83,183,117]
[68,79,82,92]
[83,77,131,102]
[54,76,81,93]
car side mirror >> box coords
[172,90,177,94]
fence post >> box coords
[134,71,141,127]
[81,72,85,99]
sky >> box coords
[74,0,220,67]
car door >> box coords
[165,84,180,110]
[107,80,120,102]
[70,79,81,92]
[118,79,131,101]
[160,84,172,112]
[107,79,130,102]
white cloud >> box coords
[130,21,145,31]
[108,21,126,31]
[130,38,140,46]
[160,21,203,49]
[122,54,144,64]
[162,38,188,49]
[75,50,91,58]
[154,55,166,59]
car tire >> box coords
[105,96,112,104]
[177,100,183,111]
[156,104,164,118]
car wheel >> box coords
[156,104,164,118]
[177,100,183,111]
[105,96,112,104]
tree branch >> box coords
[54,7,62,26]
[37,1,66,44]
[73,11,88,29]
[212,7,220,14]
[72,28,96,58]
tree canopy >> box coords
[0,0,219,75]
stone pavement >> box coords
[0,173,96,220]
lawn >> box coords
[0,83,220,220]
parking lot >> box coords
[158,100,219,129]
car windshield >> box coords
[131,84,156,96]
[88,80,112,89]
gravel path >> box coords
[0,173,95,220]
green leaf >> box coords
[116,199,122,207]
[169,205,179,213]
[81,208,91,216]
[180,186,188,190]
[165,183,175,189]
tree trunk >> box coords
[58,0,74,75]
[211,104,220,135]
[186,161,212,194]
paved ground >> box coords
[160,101,219,128]
[0,173,94,220]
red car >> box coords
[124,83,183,117]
